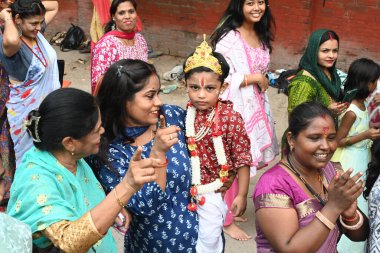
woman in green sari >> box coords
[7,88,162,253]
[288,29,348,115]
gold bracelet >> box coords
[113,187,125,208]
[123,180,138,193]
[244,75,248,87]
[345,136,351,146]
[315,211,335,230]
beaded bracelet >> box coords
[315,211,335,230]
[339,210,364,231]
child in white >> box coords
[183,37,252,253]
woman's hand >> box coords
[252,73,269,92]
[122,147,161,192]
[114,208,132,231]
[0,8,11,22]
[152,115,180,154]
[327,169,364,214]
[341,200,358,220]
[365,128,380,141]
[329,102,348,116]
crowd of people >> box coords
[0,0,379,253]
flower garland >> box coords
[186,101,229,212]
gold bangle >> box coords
[123,180,138,193]
[113,187,125,208]
[345,136,351,146]
[315,211,335,230]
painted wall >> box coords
[49,0,380,70]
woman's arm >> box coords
[242,73,269,92]
[42,1,58,25]
[256,168,364,253]
[256,205,340,253]
[43,148,159,252]
[149,115,180,191]
[0,8,21,57]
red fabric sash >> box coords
[92,0,111,26]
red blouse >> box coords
[193,101,252,184]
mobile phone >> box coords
[342,89,358,103]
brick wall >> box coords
[50,0,380,70]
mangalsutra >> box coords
[280,155,327,205]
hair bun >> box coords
[25,109,42,143]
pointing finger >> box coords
[159,115,166,129]
[131,146,143,161]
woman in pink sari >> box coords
[91,0,147,94]
[254,102,368,252]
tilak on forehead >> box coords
[184,34,222,75]
[199,77,205,87]
[320,115,330,136]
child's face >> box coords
[186,72,225,111]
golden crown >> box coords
[184,34,223,75]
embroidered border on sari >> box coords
[295,199,321,219]
[254,194,293,209]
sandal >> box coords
[163,65,183,81]
[50,32,66,46]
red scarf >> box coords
[104,30,136,40]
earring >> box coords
[71,151,75,156]
[112,23,116,30]
[290,145,294,152]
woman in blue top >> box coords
[88,59,198,252]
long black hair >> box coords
[104,0,137,33]
[364,140,380,199]
[10,0,46,19]
[96,59,158,143]
[26,88,99,152]
[210,0,275,53]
